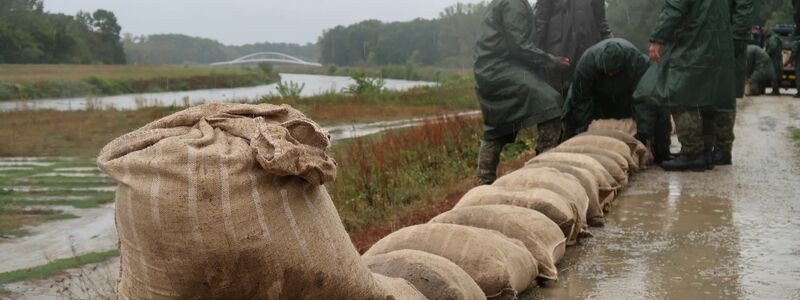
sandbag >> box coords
[364,250,485,300]
[588,118,636,135]
[527,152,621,190]
[519,161,617,212]
[523,166,604,227]
[430,205,567,281]
[493,168,590,228]
[98,103,416,299]
[454,185,581,244]
[561,135,636,173]
[581,153,629,187]
[552,145,630,174]
[373,274,427,300]
[364,223,537,300]
[581,129,653,169]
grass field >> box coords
[0,250,119,285]
[0,64,278,101]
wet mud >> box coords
[526,96,800,299]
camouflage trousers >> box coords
[476,118,562,185]
[672,109,736,155]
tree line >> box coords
[0,0,125,64]
[122,34,320,65]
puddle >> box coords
[325,111,480,142]
[15,195,96,201]
[527,193,742,299]
[0,162,52,167]
[31,172,105,178]
[52,167,98,172]
[0,167,35,171]
[6,186,116,193]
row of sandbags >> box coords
[360,122,652,299]
[98,103,649,299]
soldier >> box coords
[473,0,570,185]
[787,38,800,98]
[634,0,739,171]
[746,45,777,96]
[534,0,613,95]
[562,38,672,163]
[766,32,784,96]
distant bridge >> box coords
[210,52,322,67]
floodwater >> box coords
[526,96,800,299]
[0,73,436,112]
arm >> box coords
[503,0,560,67]
[650,0,692,45]
[533,0,554,47]
[565,61,598,134]
[593,0,613,39]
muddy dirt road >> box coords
[4,96,800,299]
[528,96,800,299]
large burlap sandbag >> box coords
[520,161,616,212]
[364,223,537,300]
[580,129,653,169]
[552,145,630,174]
[364,250,485,300]
[561,135,636,173]
[523,166,604,227]
[454,185,581,244]
[527,153,620,190]
[588,118,636,135]
[579,153,629,187]
[430,206,567,281]
[98,103,422,299]
[493,168,590,228]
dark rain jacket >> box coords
[474,0,564,140]
[563,38,651,135]
[633,0,737,112]
[533,0,613,92]
[765,35,784,60]
[746,45,776,84]
[730,0,754,98]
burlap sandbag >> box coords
[552,145,630,174]
[430,205,567,281]
[588,118,636,135]
[527,153,621,190]
[520,161,616,212]
[580,153,629,187]
[522,166,604,227]
[454,185,581,245]
[364,250,485,300]
[561,135,636,173]
[98,103,422,299]
[364,223,537,300]
[493,168,590,228]
[580,129,653,169]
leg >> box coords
[712,111,736,165]
[476,133,516,185]
[535,118,563,154]
[653,109,673,164]
[701,110,717,170]
[772,59,783,95]
[662,108,707,171]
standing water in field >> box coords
[0,73,436,112]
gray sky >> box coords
[45,0,486,45]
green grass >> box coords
[0,207,78,238]
[0,250,119,285]
[790,126,800,146]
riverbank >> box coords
[276,65,470,83]
[0,65,278,101]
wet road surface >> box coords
[528,96,800,299]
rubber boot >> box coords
[661,154,708,172]
[704,135,716,170]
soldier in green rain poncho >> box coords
[745,45,777,96]
[765,33,784,95]
[563,38,672,163]
[473,0,570,185]
[634,0,751,171]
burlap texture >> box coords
[364,250,485,300]
[561,135,636,174]
[527,153,621,190]
[98,103,418,299]
[430,205,567,281]
[364,223,537,300]
[580,153,629,187]
[494,168,590,228]
[454,185,581,245]
[520,161,616,213]
[588,119,636,135]
[523,166,604,227]
[580,128,653,169]
[552,145,630,174]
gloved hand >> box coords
[734,40,747,58]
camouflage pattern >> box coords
[477,119,562,185]
[714,111,736,153]
[672,109,705,155]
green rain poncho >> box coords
[746,45,776,85]
[474,0,563,140]
[563,38,651,134]
[633,0,737,111]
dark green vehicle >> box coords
[769,24,797,88]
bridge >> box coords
[210,52,322,67]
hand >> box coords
[560,57,571,67]
[649,43,663,63]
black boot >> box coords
[661,154,708,172]
[712,149,732,165]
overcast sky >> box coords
[44,0,486,45]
